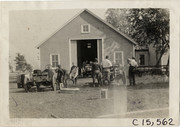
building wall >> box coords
[71,40,77,66]
[161,50,169,65]
[135,51,149,66]
[135,43,169,66]
[39,11,134,73]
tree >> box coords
[105,9,133,36]
[26,63,33,72]
[105,8,169,66]
[14,53,33,72]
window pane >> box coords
[115,53,118,59]
[52,62,55,67]
[119,53,122,63]
[82,25,89,32]
[140,55,145,65]
[85,25,88,31]
[55,55,58,61]
[52,55,55,61]
[55,62,57,67]
[52,55,58,62]
[115,52,123,64]
[51,54,59,67]
[116,60,118,64]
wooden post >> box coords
[100,89,108,99]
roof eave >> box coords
[36,9,138,49]
[35,9,86,49]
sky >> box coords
[9,9,107,70]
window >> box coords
[114,51,124,65]
[139,54,145,65]
[81,24,90,33]
[50,54,60,68]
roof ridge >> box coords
[36,9,137,48]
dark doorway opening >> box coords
[77,39,97,68]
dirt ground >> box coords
[9,73,169,118]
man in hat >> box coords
[92,58,102,87]
[127,57,138,86]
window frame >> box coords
[113,51,124,66]
[50,53,60,69]
[81,24,90,33]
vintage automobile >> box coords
[23,69,55,92]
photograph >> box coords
[9,8,170,119]
[0,1,179,127]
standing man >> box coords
[46,65,54,90]
[101,56,112,83]
[127,57,138,86]
[92,58,102,87]
[56,65,64,90]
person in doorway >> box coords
[81,60,87,77]
[69,62,78,84]
[92,58,102,87]
[127,57,138,86]
[101,56,112,83]
[82,60,87,69]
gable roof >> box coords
[36,9,137,48]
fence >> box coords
[135,65,169,76]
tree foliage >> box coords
[105,8,169,65]
[14,53,33,72]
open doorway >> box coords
[77,39,97,68]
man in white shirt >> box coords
[128,58,138,67]
[101,56,112,83]
[102,56,112,68]
[127,57,138,86]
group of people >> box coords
[56,63,78,89]
[47,55,138,90]
[47,63,78,90]
[91,55,138,87]
[91,56,112,87]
